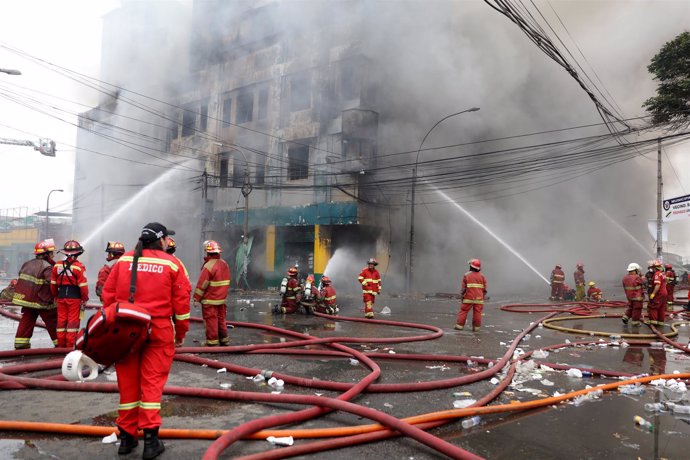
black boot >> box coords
[142,428,165,459]
[117,427,138,455]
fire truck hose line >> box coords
[0,303,689,459]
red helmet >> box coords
[367,258,378,266]
[321,276,331,285]
[9,279,17,287]
[287,266,298,276]
[105,241,125,254]
[204,240,222,253]
[576,262,584,269]
[469,258,481,270]
[653,259,663,268]
[555,264,562,269]
[647,260,656,268]
[665,263,673,270]
[62,240,84,256]
[34,239,56,255]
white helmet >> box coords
[627,262,640,272]
[61,350,99,381]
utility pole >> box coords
[656,137,663,259]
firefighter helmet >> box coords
[62,240,84,256]
[204,239,222,253]
[555,264,562,269]
[653,259,663,268]
[321,276,331,285]
[588,281,596,286]
[367,258,378,266]
[105,241,125,254]
[469,258,481,270]
[61,350,99,382]
[647,260,656,268]
[287,266,298,277]
[34,239,56,255]
[627,263,640,272]
[165,237,176,254]
[576,262,584,269]
[665,263,673,270]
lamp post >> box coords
[406,107,480,293]
[45,189,64,239]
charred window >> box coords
[258,87,269,120]
[219,151,229,188]
[236,92,254,124]
[170,114,179,141]
[288,145,309,180]
[255,160,265,186]
[290,72,311,112]
[222,97,232,126]
[232,158,247,187]
[181,106,196,137]
[341,61,358,100]
[200,104,208,131]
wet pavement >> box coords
[1,286,690,459]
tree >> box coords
[643,31,690,129]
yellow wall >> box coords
[314,224,332,274]
[0,228,39,247]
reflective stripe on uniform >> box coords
[201,299,225,306]
[119,401,140,411]
[119,256,179,272]
[194,288,205,296]
[361,278,380,284]
[325,295,336,301]
[462,299,484,304]
[363,290,378,295]
[12,298,48,309]
[624,286,641,290]
[466,283,485,288]
[175,313,190,321]
[209,280,230,287]
[19,273,47,285]
[140,401,161,410]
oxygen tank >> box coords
[280,277,288,295]
[304,274,314,299]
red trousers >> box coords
[280,298,299,314]
[624,300,643,322]
[648,295,667,323]
[14,307,58,349]
[363,293,376,314]
[115,318,174,435]
[201,304,229,345]
[56,298,81,348]
[457,302,483,328]
[667,286,674,304]
[550,284,563,299]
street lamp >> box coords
[406,107,480,293]
[0,68,22,75]
[45,189,64,239]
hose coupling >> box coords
[261,370,274,379]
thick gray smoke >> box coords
[76,0,690,296]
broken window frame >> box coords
[288,144,309,181]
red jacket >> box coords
[665,269,677,286]
[319,285,337,306]
[102,249,191,341]
[587,286,603,301]
[622,274,644,301]
[550,268,565,285]
[193,255,231,306]
[574,268,585,286]
[96,263,113,301]
[50,258,89,301]
[283,277,301,300]
[461,270,487,304]
[358,267,381,295]
[12,257,55,309]
[652,270,667,297]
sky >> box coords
[0,0,120,216]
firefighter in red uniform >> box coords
[647,259,668,326]
[165,236,190,280]
[573,263,586,301]
[358,258,381,319]
[455,258,487,332]
[102,222,190,458]
[50,240,88,348]
[664,263,677,312]
[193,240,231,346]
[549,264,565,300]
[96,241,125,303]
[274,267,301,314]
[315,275,338,315]
[586,281,604,302]
[12,239,58,348]
[622,263,645,327]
